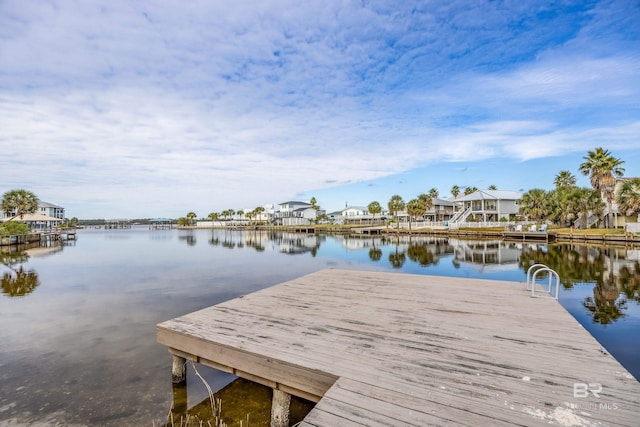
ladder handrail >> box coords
[526,264,548,290]
[526,263,560,300]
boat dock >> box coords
[157,269,640,426]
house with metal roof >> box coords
[1,213,64,231]
[451,190,522,223]
[425,198,456,222]
[276,201,318,226]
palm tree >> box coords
[554,170,576,189]
[518,189,549,221]
[387,195,405,228]
[253,206,265,224]
[428,188,439,199]
[488,185,497,190]
[417,193,434,220]
[309,198,319,224]
[464,186,478,196]
[565,187,604,228]
[451,185,460,199]
[367,201,382,224]
[617,178,640,219]
[406,198,426,230]
[1,189,39,221]
[208,212,219,222]
[579,147,625,227]
[186,212,197,226]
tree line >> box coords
[3,148,639,231]
[518,147,640,228]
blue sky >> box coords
[1,0,639,218]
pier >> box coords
[157,269,640,426]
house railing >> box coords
[449,207,472,224]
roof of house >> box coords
[38,200,64,209]
[1,213,64,222]
[279,201,311,206]
[453,189,522,202]
[432,198,454,207]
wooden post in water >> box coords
[270,388,291,427]
[172,382,188,418]
[171,354,186,384]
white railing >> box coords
[625,223,640,234]
[449,207,471,224]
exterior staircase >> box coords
[449,207,472,224]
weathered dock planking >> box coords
[157,269,640,426]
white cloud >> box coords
[1,0,638,217]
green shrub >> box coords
[0,221,30,237]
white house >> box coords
[3,199,65,220]
[342,206,369,217]
[452,190,522,222]
[1,213,63,231]
[37,201,65,219]
[606,177,640,228]
[276,201,318,226]
[426,198,456,222]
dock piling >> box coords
[270,388,291,427]
[172,354,186,384]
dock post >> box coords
[172,354,186,384]
[172,382,188,418]
[270,388,291,427]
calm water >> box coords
[1,227,639,426]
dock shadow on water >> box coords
[164,377,314,427]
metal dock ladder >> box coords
[526,264,560,300]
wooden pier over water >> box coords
[157,269,640,426]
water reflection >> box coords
[1,266,40,297]
[192,230,640,326]
[1,228,638,426]
[178,231,197,246]
[165,378,313,427]
[517,244,640,324]
[0,251,40,297]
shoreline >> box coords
[174,224,640,246]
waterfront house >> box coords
[1,213,64,231]
[37,201,65,219]
[452,190,522,222]
[425,198,456,222]
[606,177,640,229]
[2,199,65,221]
[276,201,318,226]
[342,206,369,217]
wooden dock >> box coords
[157,269,640,426]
